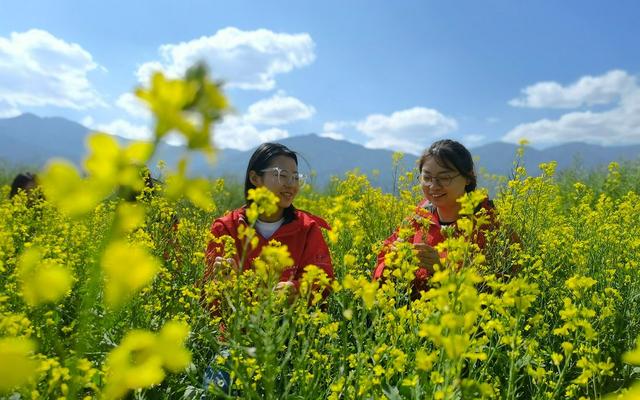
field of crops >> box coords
[1,67,640,399]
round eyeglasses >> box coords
[261,167,307,187]
[419,174,460,187]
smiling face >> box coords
[420,156,470,214]
[250,155,300,212]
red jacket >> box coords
[372,198,496,292]
[204,207,334,290]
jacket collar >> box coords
[237,205,298,226]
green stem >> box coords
[505,314,522,400]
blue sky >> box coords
[1,0,639,154]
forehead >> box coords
[267,155,298,171]
[420,157,456,175]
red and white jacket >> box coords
[204,207,334,290]
[372,198,496,292]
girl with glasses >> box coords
[203,142,334,296]
[200,142,334,396]
[373,139,509,297]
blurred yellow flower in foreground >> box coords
[101,240,160,307]
[155,321,192,373]
[103,321,191,399]
[136,65,228,151]
[84,133,153,192]
[17,247,72,307]
[39,160,107,218]
[164,158,215,211]
[247,187,280,224]
[0,337,38,392]
[103,331,164,399]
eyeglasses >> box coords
[419,173,460,187]
[261,167,306,187]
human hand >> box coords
[274,281,296,303]
[274,281,295,291]
[212,257,239,279]
[413,243,439,274]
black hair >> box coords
[244,143,298,220]
[10,172,38,198]
[123,167,159,202]
[418,139,477,192]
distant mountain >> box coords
[2,113,640,190]
[471,141,640,178]
[0,113,90,165]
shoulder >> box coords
[211,207,246,231]
[475,198,495,213]
[294,209,331,230]
[412,199,437,223]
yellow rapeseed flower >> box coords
[415,349,438,372]
[0,337,38,392]
[84,133,152,192]
[253,241,293,283]
[623,338,640,365]
[247,187,280,223]
[299,265,331,305]
[155,321,192,373]
[136,66,228,150]
[17,247,73,307]
[103,331,165,399]
[343,254,356,267]
[115,203,146,233]
[101,240,160,307]
[342,275,378,309]
[164,159,215,211]
[135,72,199,139]
[39,160,106,218]
[457,189,488,216]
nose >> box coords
[424,179,441,188]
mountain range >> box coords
[2,113,640,191]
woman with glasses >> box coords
[201,142,334,396]
[203,142,334,295]
[373,139,500,296]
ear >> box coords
[249,170,262,187]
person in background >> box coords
[10,172,38,199]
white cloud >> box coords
[95,91,301,150]
[319,121,355,142]
[462,134,486,147]
[509,70,635,109]
[0,99,20,118]
[0,29,105,110]
[504,74,640,146]
[94,119,152,141]
[319,132,345,140]
[323,121,353,132]
[214,115,289,150]
[164,132,186,146]
[355,107,458,154]
[87,117,186,146]
[116,93,150,120]
[81,115,94,127]
[136,27,315,91]
[245,91,315,125]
